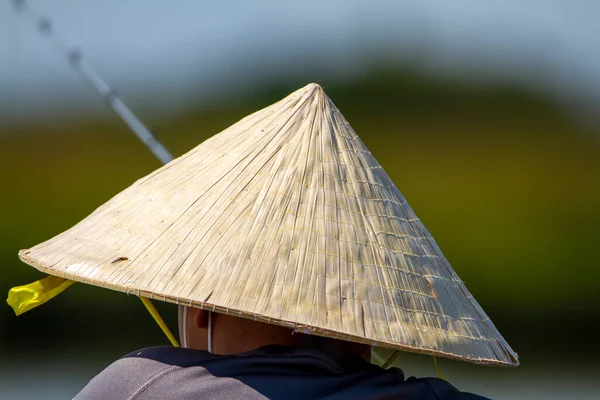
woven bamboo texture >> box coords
[19,83,518,366]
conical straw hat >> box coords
[19,83,518,366]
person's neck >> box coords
[182,310,370,361]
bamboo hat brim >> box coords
[19,83,518,366]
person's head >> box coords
[178,306,371,361]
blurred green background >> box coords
[1,2,599,399]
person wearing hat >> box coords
[8,84,517,399]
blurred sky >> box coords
[1,0,599,125]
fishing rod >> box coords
[9,0,174,165]
[9,0,181,347]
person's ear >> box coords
[192,308,210,329]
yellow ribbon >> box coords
[7,276,74,316]
[7,275,180,347]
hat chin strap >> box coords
[181,307,213,353]
[181,306,189,348]
[207,311,213,353]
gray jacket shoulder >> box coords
[74,351,181,400]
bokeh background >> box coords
[1,1,599,399]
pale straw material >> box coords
[19,83,518,366]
